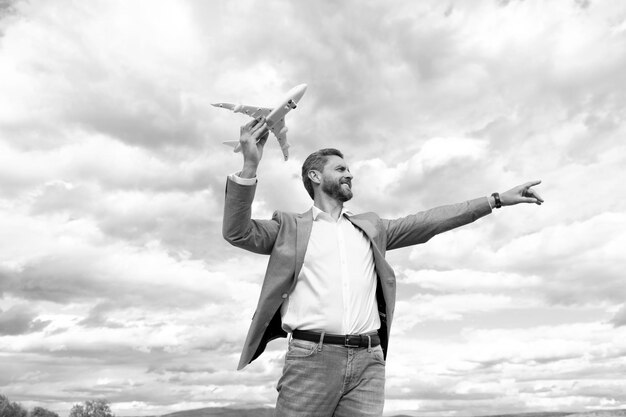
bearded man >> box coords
[222,117,543,417]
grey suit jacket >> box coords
[223,178,492,370]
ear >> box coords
[308,170,321,185]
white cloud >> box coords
[384,322,626,414]
[401,268,543,291]
[393,292,519,333]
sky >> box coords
[0,0,625,416]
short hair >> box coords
[301,148,344,200]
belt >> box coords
[292,330,380,348]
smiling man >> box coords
[222,117,543,417]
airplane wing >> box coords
[269,118,290,161]
[212,102,237,111]
[212,103,272,119]
[236,105,272,119]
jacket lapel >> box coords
[347,215,392,280]
[346,215,375,242]
[294,209,313,280]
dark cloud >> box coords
[78,301,128,328]
[610,304,626,327]
[570,382,626,400]
[147,364,217,374]
[2,255,106,304]
[496,0,521,7]
[2,251,223,308]
[69,92,206,150]
[26,181,226,262]
[0,0,18,36]
[0,304,50,335]
[575,0,591,10]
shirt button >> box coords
[281,293,288,299]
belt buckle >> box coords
[344,335,360,348]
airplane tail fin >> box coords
[222,140,242,153]
[281,143,290,161]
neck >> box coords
[313,193,344,220]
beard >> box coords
[322,178,353,202]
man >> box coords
[222,117,543,417]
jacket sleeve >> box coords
[222,177,280,255]
[382,197,492,251]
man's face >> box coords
[319,155,353,202]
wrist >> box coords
[491,192,502,209]
[240,162,259,179]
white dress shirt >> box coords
[281,206,380,334]
[229,173,380,335]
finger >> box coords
[241,120,256,138]
[250,116,265,131]
[257,128,270,145]
[523,180,542,188]
[252,120,268,136]
[520,197,538,204]
[529,189,544,204]
[241,118,264,142]
[251,123,264,135]
[254,126,270,145]
[244,118,257,130]
[523,186,544,203]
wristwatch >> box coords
[491,192,502,209]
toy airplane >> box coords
[212,84,307,161]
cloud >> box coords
[610,304,626,327]
[2,240,247,306]
[401,268,543,291]
[0,1,209,150]
[384,322,626,414]
[401,211,626,309]
[0,304,50,335]
[348,137,490,216]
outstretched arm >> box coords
[384,180,544,250]
[383,197,492,250]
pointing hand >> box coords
[500,180,544,206]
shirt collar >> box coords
[311,205,353,222]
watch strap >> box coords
[491,192,502,209]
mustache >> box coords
[340,179,352,187]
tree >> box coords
[31,407,59,417]
[68,400,114,417]
[0,394,28,417]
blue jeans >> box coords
[275,337,386,417]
